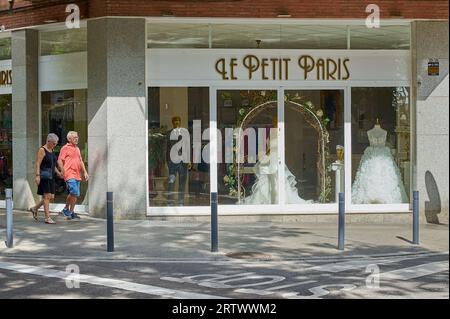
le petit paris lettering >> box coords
[0,69,12,86]
[215,55,350,81]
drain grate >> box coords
[225,251,272,260]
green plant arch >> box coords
[235,99,331,203]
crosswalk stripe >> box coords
[381,261,449,280]
[0,261,227,299]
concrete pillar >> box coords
[11,29,39,209]
[412,21,449,224]
[87,18,147,219]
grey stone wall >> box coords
[11,29,39,209]
[412,21,449,224]
[87,18,147,219]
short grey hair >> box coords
[67,131,78,140]
[47,133,59,143]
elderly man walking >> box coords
[58,131,89,220]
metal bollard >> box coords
[5,188,13,248]
[413,191,419,245]
[338,192,345,250]
[106,192,114,252]
[211,192,218,252]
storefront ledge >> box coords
[145,212,419,225]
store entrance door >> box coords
[214,87,345,214]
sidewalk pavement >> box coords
[0,210,448,261]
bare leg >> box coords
[43,194,51,220]
[33,199,45,211]
[65,194,71,210]
[69,195,77,212]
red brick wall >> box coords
[1,1,88,29]
[1,0,448,30]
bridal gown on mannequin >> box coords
[241,134,310,205]
[352,124,408,204]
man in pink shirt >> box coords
[58,131,89,220]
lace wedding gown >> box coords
[352,127,408,204]
[241,137,310,205]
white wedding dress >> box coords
[351,125,408,204]
[241,136,310,205]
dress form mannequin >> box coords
[367,119,387,147]
[351,118,408,204]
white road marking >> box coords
[381,261,449,281]
[0,261,227,299]
[308,258,403,273]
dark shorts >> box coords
[66,179,81,197]
[37,178,55,195]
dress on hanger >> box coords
[352,124,408,204]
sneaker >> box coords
[62,208,71,218]
[71,212,81,219]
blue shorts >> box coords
[66,179,81,197]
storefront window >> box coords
[350,25,410,49]
[351,87,410,204]
[212,24,348,49]
[147,24,209,48]
[41,90,88,204]
[148,87,210,207]
[217,90,278,205]
[40,28,87,56]
[147,23,410,50]
[0,94,12,200]
[285,90,344,203]
[0,37,11,60]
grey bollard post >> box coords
[338,192,345,250]
[211,192,218,252]
[5,188,13,248]
[413,191,419,245]
[106,192,114,252]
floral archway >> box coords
[224,91,332,203]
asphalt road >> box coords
[0,251,448,299]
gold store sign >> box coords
[215,55,350,81]
[0,69,12,86]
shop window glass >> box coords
[40,28,87,56]
[147,24,209,48]
[0,37,11,60]
[41,90,88,204]
[351,87,410,204]
[0,94,12,200]
[148,87,210,207]
[217,90,278,205]
[284,90,344,203]
[211,24,347,49]
[350,25,410,49]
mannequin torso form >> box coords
[367,124,387,147]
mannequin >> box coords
[352,118,408,204]
[367,118,387,147]
[242,116,310,204]
[166,116,190,206]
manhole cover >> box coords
[225,251,271,260]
